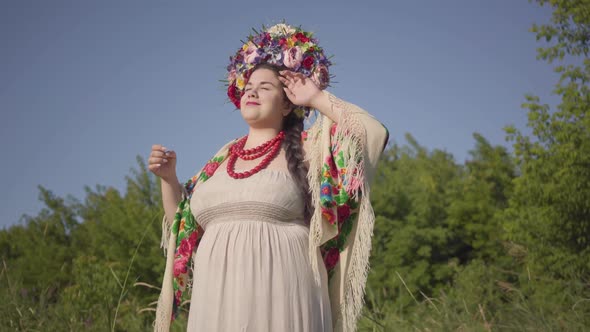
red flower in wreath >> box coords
[302,56,314,69]
[228,84,240,108]
[294,32,310,43]
[279,38,288,49]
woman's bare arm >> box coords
[161,176,183,222]
[148,144,183,221]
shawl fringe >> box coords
[308,91,379,332]
[321,92,380,332]
[341,197,374,332]
[154,229,177,331]
[307,114,330,287]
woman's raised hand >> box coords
[148,144,177,182]
[278,70,322,108]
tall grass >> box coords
[358,262,590,332]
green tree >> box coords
[446,133,515,263]
[362,133,516,330]
[368,134,463,310]
[0,156,165,330]
[0,186,78,295]
[504,0,590,277]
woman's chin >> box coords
[240,109,261,122]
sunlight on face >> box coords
[239,68,289,128]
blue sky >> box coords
[0,0,557,228]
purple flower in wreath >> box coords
[268,48,283,64]
[252,33,264,46]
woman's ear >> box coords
[282,100,293,117]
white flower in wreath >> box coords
[267,23,296,37]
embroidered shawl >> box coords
[154,92,388,332]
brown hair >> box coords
[250,63,313,221]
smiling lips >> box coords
[246,101,260,106]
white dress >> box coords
[187,167,333,332]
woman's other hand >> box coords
[278,70,323,109]
[148,144,177,182]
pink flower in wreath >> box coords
[228,69,237,82]
[243,42,259,64]
[204,161,220,177]
[324,247,340,270]
[283,46,303,69]
[311,64,329,90]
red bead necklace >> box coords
[227,131,285,179]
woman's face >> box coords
[240,68,290,128]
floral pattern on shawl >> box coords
[309,123,363,279]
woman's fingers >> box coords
[278,75,291,87]
[279,70,297,83]
[150,147,176,159]
[148,144,178,180]
[284,87,296,101]
[149,145,177,168]
[149,156,168,164]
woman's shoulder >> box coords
[215,136,242,153]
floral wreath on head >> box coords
[225,22,333,118]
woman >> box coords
[150,23,388,332]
